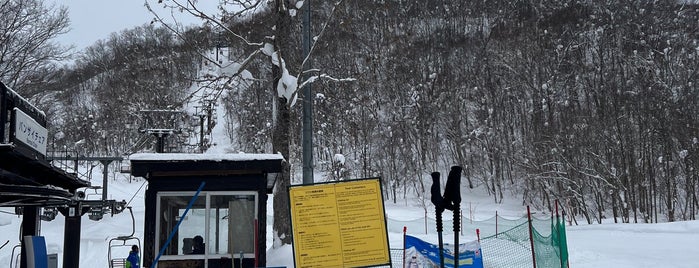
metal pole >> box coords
[20,206,40,268]
[0,83,6,143]
[496,211,499,238]
[100,160,111,201]
[402,226,406,268]
[301,0,314,184]
[199,115,205,152]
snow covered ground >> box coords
[1,171,698,268]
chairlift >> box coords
[10,244,20,268]
[119,164,131,174]
[40,207,57,221]
[88,207,104,221]
[108,207,141,268]
[85,186,103,200]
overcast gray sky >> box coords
[50,0,218,52]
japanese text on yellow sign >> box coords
[289,178,390,268]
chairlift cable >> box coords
[125,180,147,208]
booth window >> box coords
[156,191,258,259]
[210,194,256,255]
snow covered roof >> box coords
[129,153,285,192]
[1,82,46,120]
[129,152,284,162]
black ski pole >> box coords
[445,166,463,267]
[454,204,460,267]
[430,172,445,268]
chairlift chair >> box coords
[10,244,20,268]
[108,207,141,268]
[40,207,58,221]
[85,185,103,200]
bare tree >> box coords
[42,0,699,226]
[0,0,70,90]
[147,0,350,247]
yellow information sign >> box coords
[289,178,391,268]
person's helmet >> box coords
[132,245,139,252]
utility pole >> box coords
[301,0,314,184]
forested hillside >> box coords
[5,0,698,224]
[301,1,699,224]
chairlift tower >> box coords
[193,99,216,153]
[193,105,207,152]
[46,155,124,201]
[138,110,185,153]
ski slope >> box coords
[1,173,698,267]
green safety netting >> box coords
[396,212,569,268]
[480,215,569,268]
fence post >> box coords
[565,210,570,268]
[556,200,561,268]
[558,201,570,268]
[527,206,537,268]
[403,226,407,268]
[495,211,498,238]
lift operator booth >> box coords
[130,153,284,268]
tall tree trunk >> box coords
[272,0,293,247]
[665,150,675,222]
[612,190,619,223]
[272,95,291,246]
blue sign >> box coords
[405,235,483,268]
[24,236,48,268]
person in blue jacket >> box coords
[126,245,140,268]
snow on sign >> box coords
[13,108,48,155]
[289,178,391,268]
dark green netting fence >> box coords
[480,221,532,267]
[396,210,569,267]
[480,214,569,268]
[532,216,569,268]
